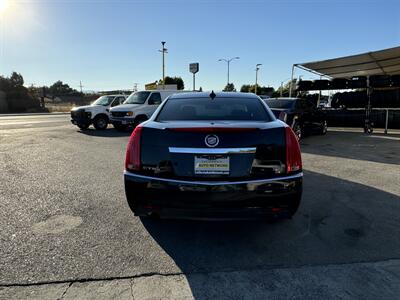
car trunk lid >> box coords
[139,121,286,180]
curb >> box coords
[0,112,69,117]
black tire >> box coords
[77,124,89,130]
[93,115,108,130]
[288,197,301,219]
[133,116,147,128]
[292,122,303,141]
[113,123,128,132]
[318,120,328,135]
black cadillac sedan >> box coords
[124,92,302,220]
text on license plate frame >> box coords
[194,155,230,175]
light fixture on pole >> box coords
[159,41,168,89]
[218,57,240,87]
[255,64,262,95]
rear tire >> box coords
[93,115,108,130]
[77,124,89,130]
[318,120,328,135]
[133,116,147,128]
[114,123,128,131]
[292,122,303,141]
[287,197,301,219]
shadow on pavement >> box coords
[77,128,131,137]
[301,130,400,165]
[140,170,400,298]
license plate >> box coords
[194,156,229,175]
[121,121,127,125]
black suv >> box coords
[265,97,327,140]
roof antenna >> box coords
[209,90,216,100]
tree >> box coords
[0,72,41,113]
[159,76,185,90]
[273,79,297,97]
[240,84,274,96]
[9,72,24,88]
[240,84,251,93]
[223,83,236,92]
[48,80,77,96]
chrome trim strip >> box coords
[124,171,303,186]
[168,147,257,154]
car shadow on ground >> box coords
[300,130,400,165]
[76,127,132,137]
[140,170,400,298]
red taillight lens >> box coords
[125,125,143,171]
[285,126,302,173]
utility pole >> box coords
[79,81,84,94]
[159,41,168,89]
[133,83,138,92]
[255,64,262,95]
[218,57,240,87]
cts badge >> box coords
[205,134,219,147]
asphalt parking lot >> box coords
[0,114,400,299]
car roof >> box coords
[169,91,260,99]
[267,97,298,101]
[142,90,179,93]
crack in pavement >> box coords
[1,257,400,288]
[57,282,73,300]
[130,278,135,300]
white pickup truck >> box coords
[70,94,127,130]
[109,90,179,131]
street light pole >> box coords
[227,61,230,86]
[255,64,262,95]
[280,78,291,97]
[218,57,240,87]
[159,41,168,89]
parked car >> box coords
[70,94,127,130]
[265,97,327,140]
[110,90,180,131]
[124,92,303,220]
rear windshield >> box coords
[266,99,295,109]
[156,97,271,121]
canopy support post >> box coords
[289,65,295,97]
[385,109,389,134]
[364,76,373,134]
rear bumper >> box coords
[124,171,303,220]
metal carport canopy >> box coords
[296,46,400,78]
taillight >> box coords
[279,111,287,123]
[125,125,143,171]
[285,126,302,173]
